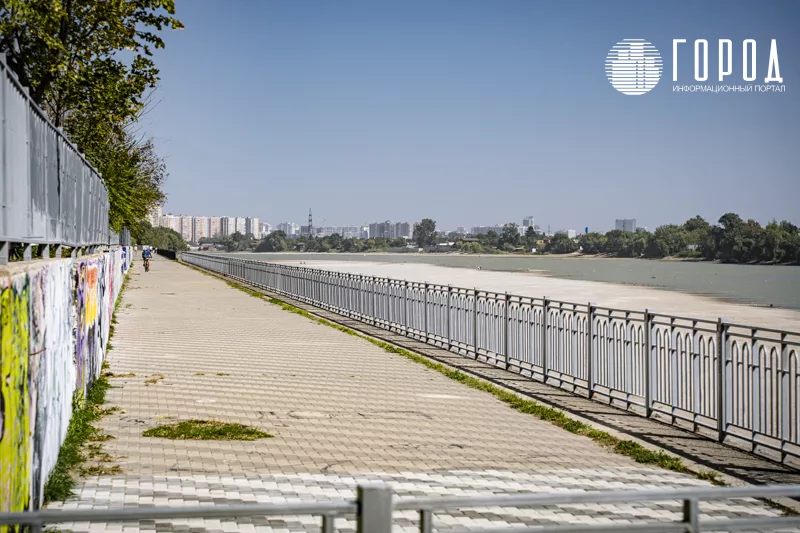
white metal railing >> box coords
[3,484,800,532]
[182,253,800,466]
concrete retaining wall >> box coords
[0,247,131,513]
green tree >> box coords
[135,222,187,252]
[0,0,182,121]
[578,232,607,254]
[644,225,687,258]
[0,0,182,231]
[326,233,342,251]
[481,231,500,249]
[413,218,437,248]
[97,126,167,232]
[778,221,800,263]
[523,225,536,250]
[546,233,579,254]
[255,230,287,252]
[501,223,521,248]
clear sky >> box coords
[148,0,799,232]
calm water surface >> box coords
[229,253,800,310]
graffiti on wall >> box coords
[75,259,106,397]
[0,246,129,516]
[0,275,31,517]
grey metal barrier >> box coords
[181,253,800,466]
[0,52,117,263]
[157,248,177,260]
[3,483,800,533]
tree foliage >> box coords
[546,233,579,254]
[0,0,182,231]
[135,222,187,251]
[574,214,799,264]
[413,219,437,248]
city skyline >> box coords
[148,0,798,232]
[151,203,648,240]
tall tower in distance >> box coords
[308,208,313,238]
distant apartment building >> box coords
[369,221,397,239]
[148,204,163,227]
[615,218,637,232]
[234,217,247,235]
[555,229,577,239]
[343,226,361,239]
[259,222,272,236]
[179,216,193,243]
[245,217,260,239]
[208,216,221,238]
[315,226,360,238]
[219,217,234,236]
[471,225,505,235]
[192,216,208,243]
[360,226,369,239]
[162,214,181,234]
[394,222,412,239]
[523,216,535,230]
[277,222,299,236]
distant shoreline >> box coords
[225,249,798,267]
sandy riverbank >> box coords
[273,260,800,332]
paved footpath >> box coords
[48,258,793,532]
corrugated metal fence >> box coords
[0,52,124,262]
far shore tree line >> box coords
[196,213,800,266]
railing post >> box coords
[446,285,452,351]
[504,292,510,370]
[473,288,478,358]
[587,302,596,399]
[385,279,390,330]
[717,317,730,443]
[403,281,409,335]
[781,331,790,463]
[356,483,393,533]
[370,276,376,325]
[423,282,429,342]
[644,308,654,418]
[542,296,550,380]
[682,499,699,533]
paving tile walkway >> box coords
[48,258,796,532]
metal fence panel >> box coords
[0,52,118,257]
[182,253,800,466]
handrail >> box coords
[2,483,800,533]
[181,252,800,467]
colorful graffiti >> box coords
[0,275,31,519]
[0,246,129,517]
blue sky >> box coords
[149,0,798,232]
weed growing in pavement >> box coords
[142,420,272,441]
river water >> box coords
[229,252,800,311]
